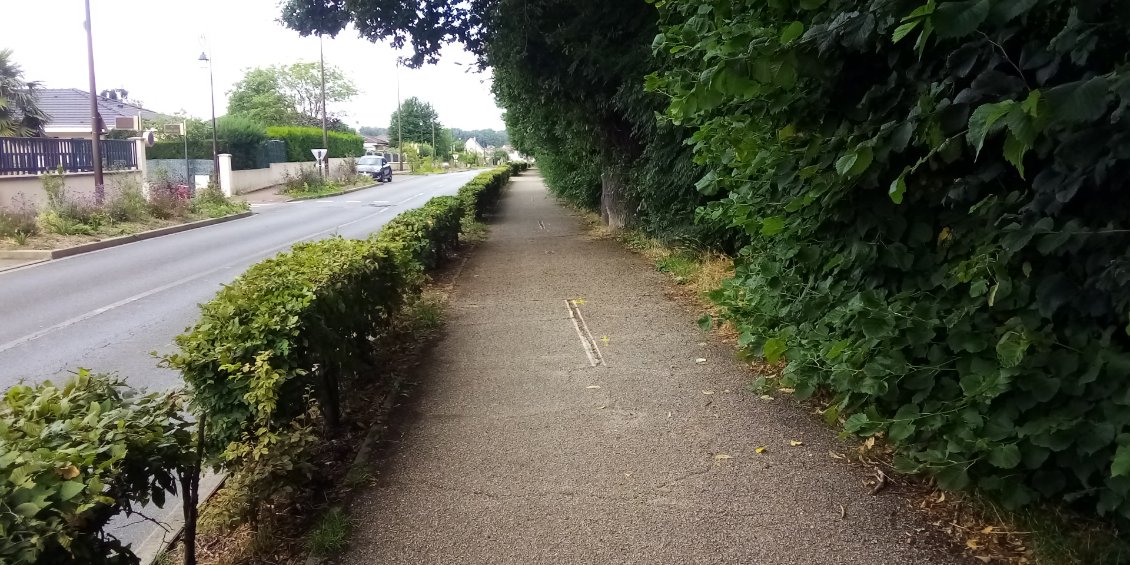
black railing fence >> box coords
[0,137,137,176]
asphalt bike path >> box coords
[340,173,967,564]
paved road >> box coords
[0,170,479,392]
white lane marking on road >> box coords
[346,200,362,203]
[566,299,605,367]
[397,192,425,205]
[0,208,401,354]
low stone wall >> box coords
[0,170,144,210]
[229,158,353,195]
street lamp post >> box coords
[319,34,328,175]
[198,47,219,188]
[396,60,403,171]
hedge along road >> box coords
[0,169,482,392]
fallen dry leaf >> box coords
[702,390,715,395]
[981,526,995,534]
[966,538,981,549]
[755,446,768,454]
[600,336,610,344]
[574,298,586,305]
[586,385,601,389]
[57,465,80,480]
[789,440,804,446]
[936,492,946,503]
[828,451,846,460]
[778,387,796,393]
[759,394,774,401]
[863,437,876,450]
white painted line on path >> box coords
[566,299,605,367]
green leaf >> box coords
[697,314,713,331]
[1002,132,1028,178]
[989,0,1038,24]
[889,175,907,204]
[58,480,86,501]
[835,152,858,176]
[694,171,719,195]
[761,216,786,236]
[892,20,920,43]
[799,0,825,9]
[933,0,990,38]
[14,502,41,517]
[1045,77,1110,124]
[763,337,787,364]
[936,464,971,490]
[835,147,873,177]
[889,404,920,442]
[1113,445,1130,478]
[780,21,805,44]
[967,101,1015,157]
[844,413,870,433]
[988,444,1022,469]
[850,147,873,175]
[861,316,894,338]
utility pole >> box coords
[84,0,104,203]
[396,61,403,171]
[319,34,328,175]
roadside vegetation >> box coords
[0,169,248,251]
[279,1,1130,563]
[279,158,373,199]
[0,163,527,565]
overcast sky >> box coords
[1,0,506,131]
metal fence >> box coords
[0,137,138,176]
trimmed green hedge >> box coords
[265,126,363,162]
[147,140,213,161]
[375,195,463,270]
[458,166,514,220]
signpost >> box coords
[311,148,328,176]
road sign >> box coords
[311,148,328,162]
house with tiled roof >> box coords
[36,88,167,139]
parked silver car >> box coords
[357,155,392,182]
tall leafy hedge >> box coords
[146,116,270,170]
[265,126,363,161]
[651,0,1130,522]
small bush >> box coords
[281,166,330,195]
[105,177,148,223]
[147,185,190,220]
[190,185,250,218]
[0,371,193,565]
[0,196,38,238]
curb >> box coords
[284,182,381,202]
[0,212,254,263]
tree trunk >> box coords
[600,168,631,230]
